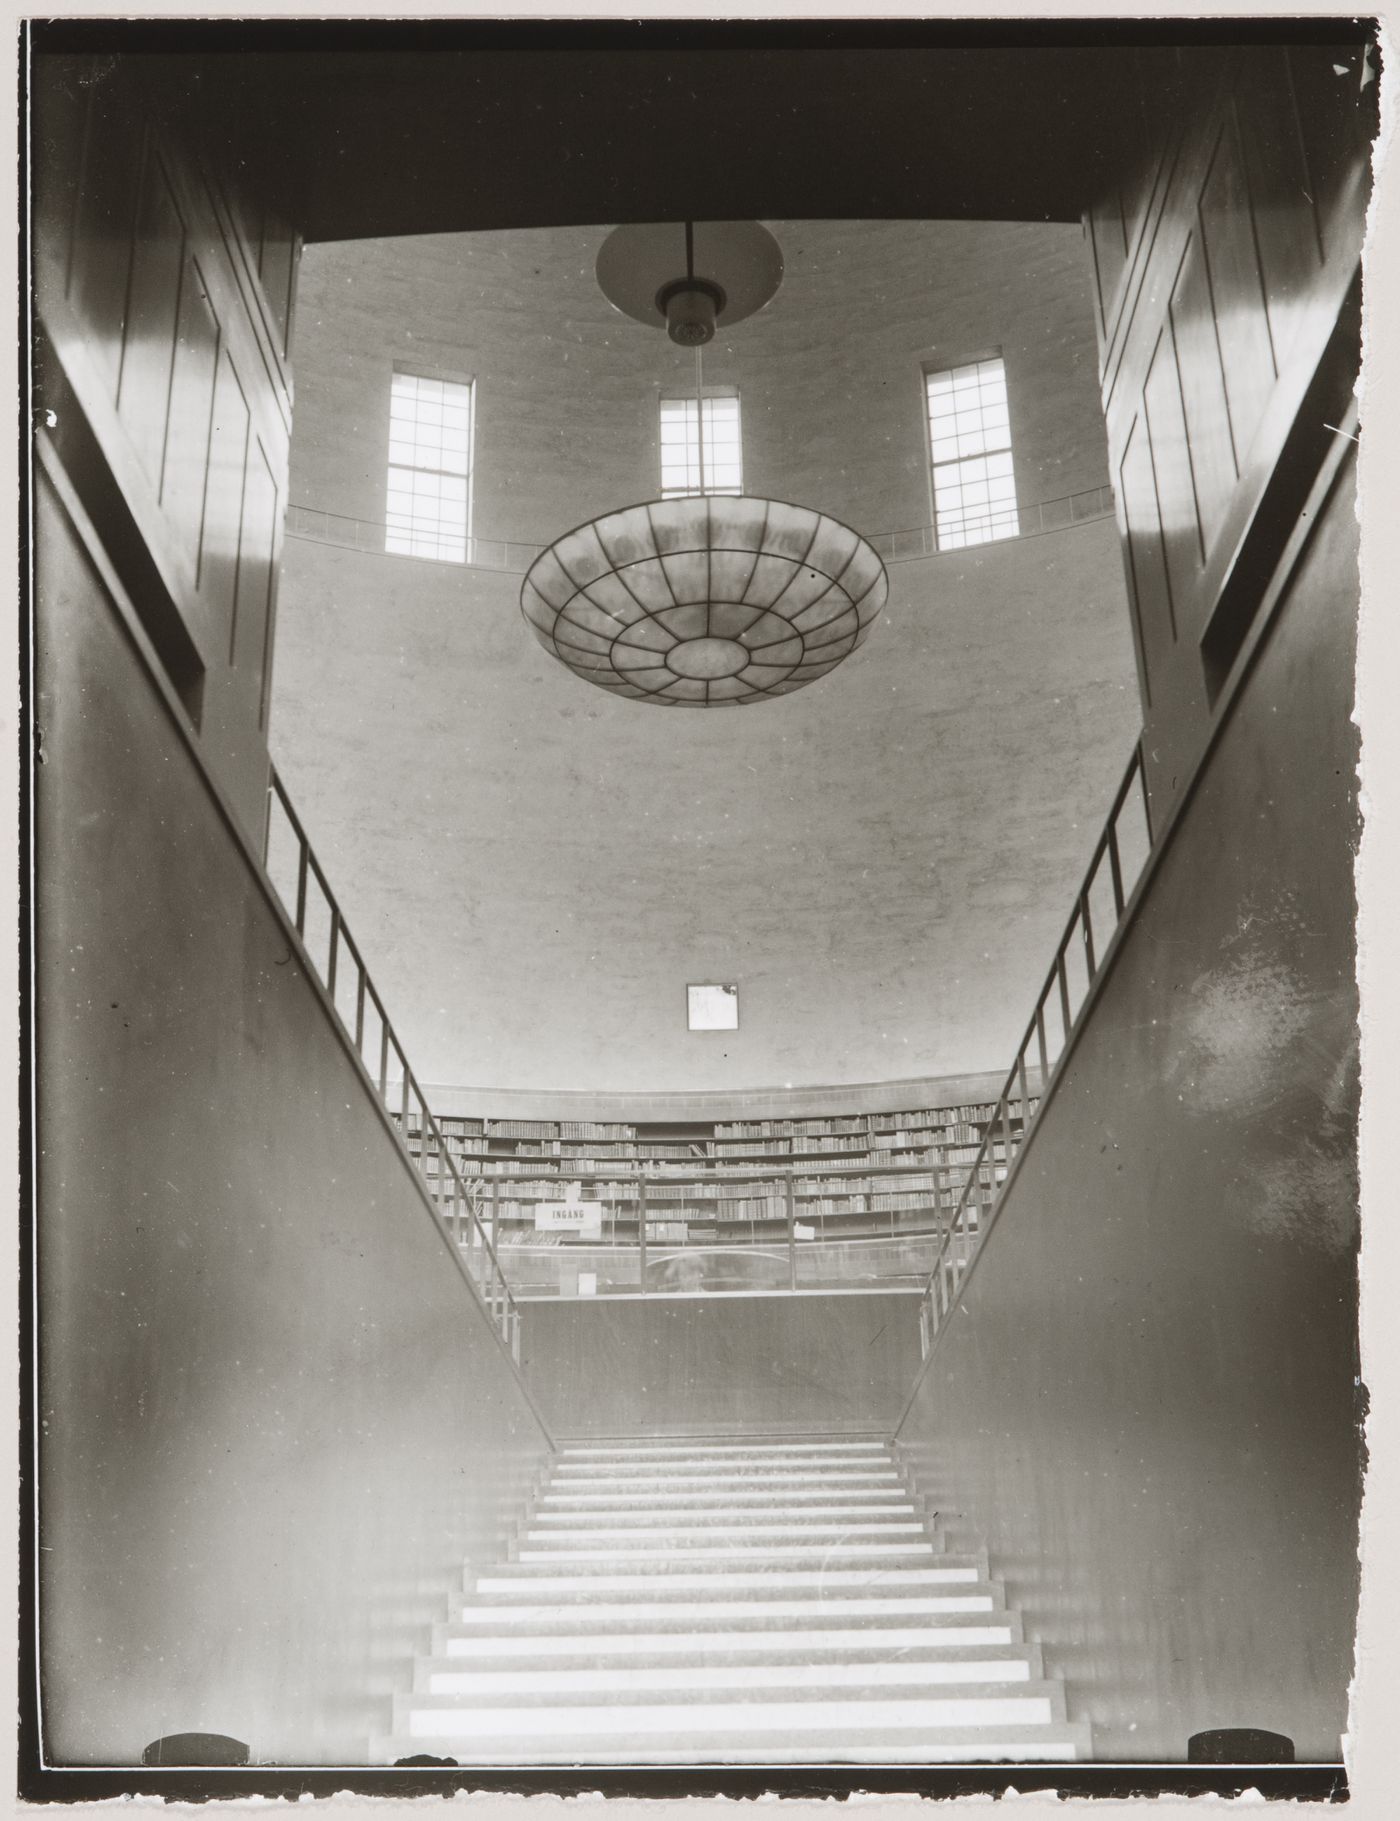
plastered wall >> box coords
[896,455,1361,1761]
[33,469,553,1765]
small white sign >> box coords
[688,982,739,1030]
[535,1201,604,1238]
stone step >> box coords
[541,1484,912,1509]
[514,1537,939,1563]
[457,1586,1006,1625]
[472,1556,986,1595]
[523,1520,930,1547]
[435,1612,1026,1660]
[392,1682,1068,1739]
[530,1504,921,1528]
[374,1723,1092,1765]
[549,1466,904,1488]
[416,1645,1041,1697]
[557,1439,890,1460]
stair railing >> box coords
[917,741,1154,1361]
[263,768,524,1360]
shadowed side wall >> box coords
[896,453,1361,1761]
[33,466,553,1766]
[523,1293,923,1439]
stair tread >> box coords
[514,1539,940,1561]
[377,1738,1087,1766]
[419,1654,1040,1695]
[459,1589,1006,1622]
[397,1685,1067,1731]
[436,1619,1025,1658]
[475,1565,985,1594]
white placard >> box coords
[535,1201,604,1239]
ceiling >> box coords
[32,19,1373,246]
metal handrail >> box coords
[264,769,525,1358]
[283,483,1116,575]
[391,1146,1017,1296]
[915,741,1153,1360]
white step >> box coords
[558,1440,889,1458]
[525,1520,926,1543]
[475,1564,981,1596]
[541,1485,912,1509]
[550,1467,903,1487]
[438,1618,1024,1659]
[419,1653,1038,1696]
[531,1504,920,1526]
[459,1590,1003,1625]
[397,1686,1065,1739]
[515,1539,938,1563]
[377,1726,1091,1765]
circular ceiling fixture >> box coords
[596,221,784,345]
[520,495,888,708]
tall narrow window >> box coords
[385,372,474,561]
[925,356,1019,550]
[659,394,743,498]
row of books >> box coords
[714,1116,870,1138]
[415,1100,1036,1149]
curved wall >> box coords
[271,219,1141,1093]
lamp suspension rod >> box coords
[684,221,706,493]
[695,345,706,494]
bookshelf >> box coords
[399,1095,1037,1253]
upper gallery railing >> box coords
[283,484,1116,574]
[388,1149,1024,1299]
[914,742,1153,1360]
[262,770,525,1359]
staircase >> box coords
[380,1436,1090,1765]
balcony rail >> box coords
[283,484,1116,576]
[386,1151,1023,1299]
[914,741,1153,1361]
[263,769,525,1359]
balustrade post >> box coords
[327,906,340,1000]
[785,1171,797,1290]
[638,1170,648,1295]
[1081,888,1097,979]
[1107,823,1126,918]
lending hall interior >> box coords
[27,21,1375,1782]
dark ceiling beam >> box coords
[31,22,1379,246]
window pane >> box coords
[660,394,743,498]
[926,356,1017,550]
[385,373,474,560]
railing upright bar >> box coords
[786,1171,797,1290]
[1081,888,1096,980]
[326,905,340,1000]
[294,839,308,936]
[354,963,366,1053]
[638,1170,648,1295]
[1057,948,1073,1044]
[1107,823,1126,919]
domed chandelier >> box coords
[520,222,888,708]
